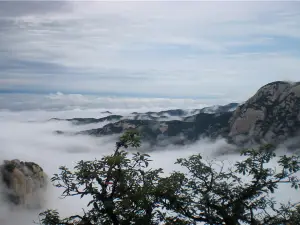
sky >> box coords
[1,2,300,223]
[0,1,300,103]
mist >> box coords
[0,107,299,224]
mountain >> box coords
[53,81,300,150]
[50,115,123,125]
[52,103,239,125]
[74,112,233,147]
[228,81,300,148]
[197,102,239,114]
[53,103,238,147]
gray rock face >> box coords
[0,159,48,209]
[229,81,300,147]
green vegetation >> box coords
[4,162,16,172]
[37,131,300,225]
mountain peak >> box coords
[229,81,300,147]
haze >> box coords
[0,95,299,224]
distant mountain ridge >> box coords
[51,115,123,125]
[72,112,233,147]
[51,103,239,124]
[53,81,300,150]
[53,103,238,146]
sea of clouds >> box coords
[0,93,299,225]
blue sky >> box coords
[0,1,300,103]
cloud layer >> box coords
[0,92,220,113]
[1,106,300,224]
[0,1,300,100]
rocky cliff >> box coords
[228,81,300,148]
[0,159,48,209]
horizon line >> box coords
[0,89,227,101]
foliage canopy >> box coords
[38,131,300,225]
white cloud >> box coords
[0,1,300,99]
[0,93,221,113]
[0,107,299,224]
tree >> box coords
[37,130,170,225]
[38,133,300,225]
[158,144,300,225]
